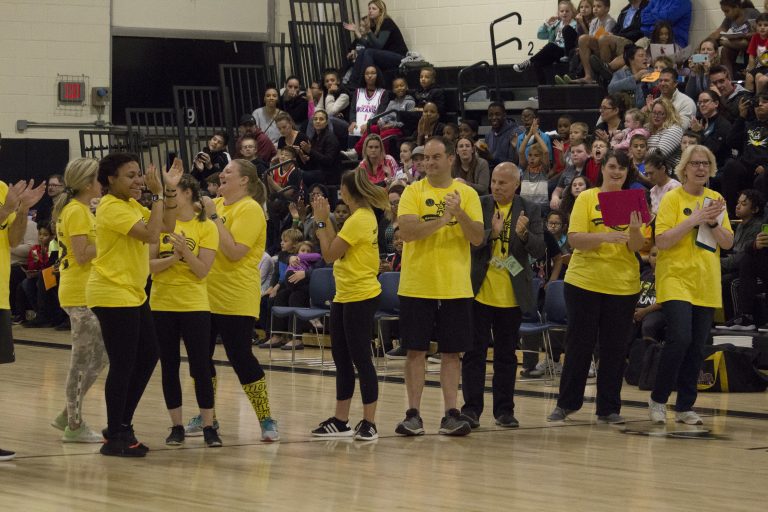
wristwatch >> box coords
[316,221,327,229]
[209,213,219,221]
[707,221,719,228]
[151,194,164,202]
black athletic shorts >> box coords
[398,296,473,353]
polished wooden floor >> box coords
[1,326,767,511]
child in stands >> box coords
[205,172,221,197]
[442,123,459,146]
[333,201,351,229]
[634,246,665,344]
[645,150,681,215]
[16,224,52,323]
[513,1,578,85]
[570,0,616,84]
[612,108,650,151]
[551,139,589,210]
[575,0,595,36]
[629,134,651,186]
[746,14,768,94]
[560,175,591,218]
[585,138,607,183]
[519,142,551,212]
[416,102,445,146]
[552,114,574,175]
[398,141,416,181]
[261,228,304,349]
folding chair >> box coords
[269,267,335,366]
[518,279,567,383]
[373,272,400,371]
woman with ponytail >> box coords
[310,167,389,441]
[196,159,280,442]
[51,158,108,443]
[149,175,221,447]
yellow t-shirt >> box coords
[334,207,381,303]
[476,202,519,308]
[398,178,483,299]
[207,196,266,318]
[0,182,17,310]
[86,195,151,308]
[564,187,641,296]
[57,200,96,307]
[150,217,219,312]
[655,186,733,308]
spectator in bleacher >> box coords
[689,90,732,167]
[302,109,342,186]
[548,150,645,423]
[34,174,64,228]
[707,0,761,78]
[412,66,445,115]
[585,138,608,184]
[723,93,768,216]
[236,114,276,164]
[514,108,553,162]
[345,0,408,88]
[308,80,322,120]
[709,65,753,124]
[745,13,768,95]
[590,0,648,78]
[191,132,231,185]
[252,86,282,146]
[606,45,649,108]
[612,108,649,151]
[685,39,721,101]
[518,126,552,212]
[416,102,444,146]
[266,147,302,196]
[560,175,592,218]
[276,113,310,169]
[645,20,689,66]
[360,134,397,186]
[205,172,220,198]
[320,70,351,121]
[575,0,595,36]
[378,183,403,255]
[485,102,522,166]
[720,189,764,321]
[452,137,490,195]
[278,76,308,130]
[646,97,684,169]
[346,65,388,151]
[442,123,459,146]
[461,162,545,429]
[459,119,480,141]
[371,76,415,148]
[633,245,664,343]
[640,0,692,48]
[551,115,573,175]
[655,68,696,130]
[16,224,51,325]
[238,136,268,177]
[9,219,37,324]
[398,141,416,181]
[551,140,589,210]
[649,145,733,426]
[261,228,304,349]
[513,1,578,84]
[569,0,616,84]
[595,94,626,145]
[645,150,681,214]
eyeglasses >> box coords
[688,160,711,167]
[547,221,563,227]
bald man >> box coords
[461,162,545,428]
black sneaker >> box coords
[717,315,757,331]
[353,419,379,441]
[165,425,185,446]
[590,54,613,82]
[439,408,471,436]
[100,432,147,458]
[203,426,223,447]
[311,417,353,437]
[0,448,15,461]
[385,346,408,360]
[495,414,520,428]
[395,408,425,436]
[103,426,149,454]
[459,409,481,429]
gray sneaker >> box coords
[648,398,667,424]
[597,413,625,425]
[185,414,220,437]
[459,409,480,429]
[439,409,471,436]
[547,406,573,422]
[395,408,425,436]
[495,414,520,428]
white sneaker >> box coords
[675,411,703,425]
[588,361,597,378]
[529,359,562,377]
[648,398,667,424]
[513,60,531,72]
[62,424,104,443]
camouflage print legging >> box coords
[64,307,109,428]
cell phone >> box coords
[762,223,768,234]
[692,54,709,64]
[195,151,207,160]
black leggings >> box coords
[531,26,578,84]
[92,302,159,434]
[330,296,380,404]
[209,314,265,385]
[154,310,214,410]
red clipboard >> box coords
[597,189,651,227]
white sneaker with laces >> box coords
[648,398,667,424]
[675,410,703,425]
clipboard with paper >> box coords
[695,198,726,252]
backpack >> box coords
[697,344,768,392]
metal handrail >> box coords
[490,12,523,101]
[457,61,490,119]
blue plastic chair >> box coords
[519,279,567,382]
[270,267,336,365]
[373,272,400,370]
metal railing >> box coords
[173,86,229,161]
[125,108,187,172]
[79,129,132,160]
[457,61,491,119]
[490,12,523,100]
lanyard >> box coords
[494,201,514,255]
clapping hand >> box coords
[515,209,529,238]
[444,190,462,218]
